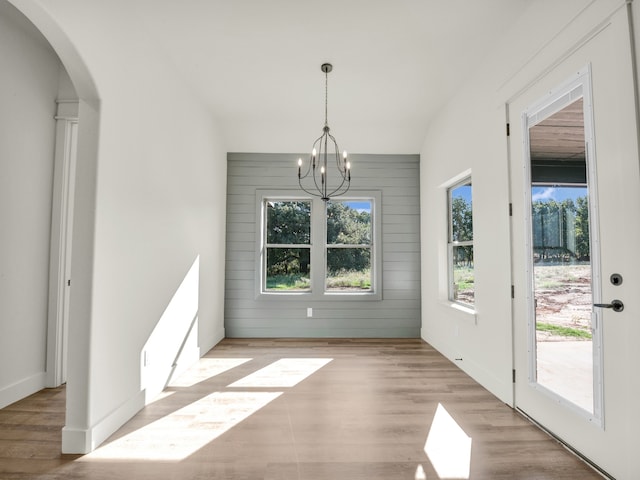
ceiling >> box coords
[127,1,530,153]
[529,98,585,161]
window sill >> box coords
[257,291,382,301]
[442,301,477,324]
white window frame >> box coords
[447,177,474,307]
[262,197,313,293]
[256,190,382,301]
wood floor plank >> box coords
[0,339,603,479]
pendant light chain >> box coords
[324,68,329,128]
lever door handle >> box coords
[593,299,624,312]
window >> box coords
[259,192,380,298]
[264,200,311,291]
[448,179,474,306]
[326,200,372,292]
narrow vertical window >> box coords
[448,179,474,306]
[264,200,311,291]
[326,200,373,292]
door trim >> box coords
[46,101,78,388]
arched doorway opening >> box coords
[3,0,100,453]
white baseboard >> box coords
[62,389,146,454]
[61,426,91,454]
[0,372,46,409]
[62,326,227,455]
[421,327,513,405]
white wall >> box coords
[6,0,228,453]
[419,0,619,403]
[0,0,62,408]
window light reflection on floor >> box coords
[84,391,283,461]
[168,358,252,388]
[228,358,333,388]
[424,403,472,479]
[84,357,334,462]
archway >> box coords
[6,0,100,454]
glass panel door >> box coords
[526,92,601,416]
[509,16,640,474]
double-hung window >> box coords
[259,192,380,298]
[448,179,474,306]
[326,200,373,292]
[264,199,312,291]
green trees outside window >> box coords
[448,179,474,306]
[531,191,589,263]
[263,197,375,293]
[265,200,311,290]
[326,200,372,291]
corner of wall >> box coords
[62,389,146,454]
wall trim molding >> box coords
[62,390,146,454]
[0,372,46,410]
[227,327,420,338]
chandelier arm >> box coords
[297,179,325,199]
[310,134,326,196]
[325,171,350,198]
[326,133,350,198]
[298,159,312,180]
[299,132,326,180]
[327,132,347,176]
[326,184,350,199]
[323,132,330,199]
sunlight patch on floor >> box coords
[425,403,472,479]
[168,358,252,387]
[228,358,333,388]
[84,391,282,461]
[147,390,176,405]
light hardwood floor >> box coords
[0,339,603,479]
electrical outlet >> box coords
[307,307,313,317]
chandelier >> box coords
[297,63,351,201]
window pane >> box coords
[265,248,310,291]
[326,248,371,291]
[452,245,474,304]
[266,201,311,244]
[531,184,594,411]
[450,183,472,242]
[327,200,372,245]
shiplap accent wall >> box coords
[225,152,421,337]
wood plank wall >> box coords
[225,153,421,337]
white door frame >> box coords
[46,100,78,388]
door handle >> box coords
[593,299,624,312]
